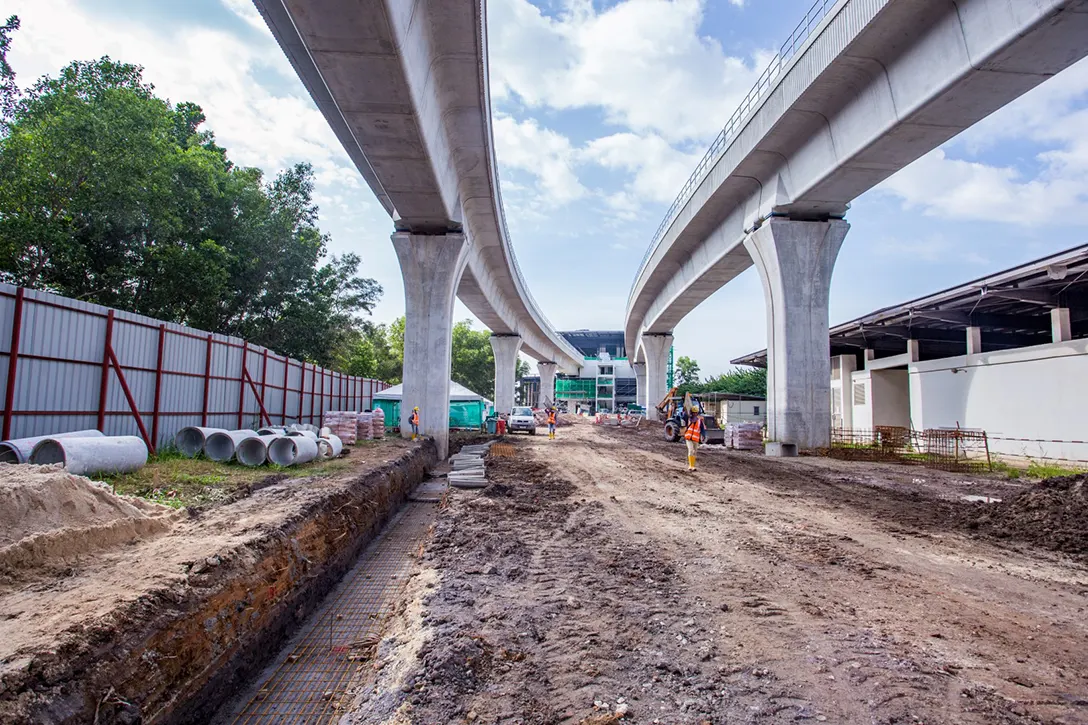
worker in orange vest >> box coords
[684,404,706,472]
[547,407,557,440]
[409,406,420,441]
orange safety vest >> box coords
[684,416,704,441]
[547,412,556,424]
[410,411,419,425]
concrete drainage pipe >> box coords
[287,430,318,440]
[174,426,228,458]
[268,435,319,467]
[236,434,283,467]
[257,427,287,436]
[317,434,343,459]
[203,430,259,463]
[30,435,148,476]
[0,429,105,464]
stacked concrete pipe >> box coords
[287,430,318,440]
[236,434,284,467]
[317,434,343,460]
[29,435,148,476]
[174,426,228,458]
[0,429,105,464]
[257,427,287,436]
[268,435,319,467]
[203,430,259,463]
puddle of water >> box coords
[962,494,1002,503]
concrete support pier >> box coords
[393,232,468,459]
[641,334,673,421]
[632,362,647,409]
[490,335,522,415]
[744,218,849,451]
[537,361,557,409]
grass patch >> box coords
[102,450,357,509]
[1025,460,1086,479]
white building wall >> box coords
[720,399,766,425]
[850,371,872,430]
[870,369,911,428]
[909,339,1088,462]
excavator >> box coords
[655,388,725,444]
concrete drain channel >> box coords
[217,498,439,724]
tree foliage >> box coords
[0,39,380,366]
[676,358,767,398]
[340,317,502,399]
[675,355,701,388]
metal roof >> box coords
[732,243,1088,368]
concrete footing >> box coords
[765,441,798,457]
[393,232,468,460]
[744,218,849,451]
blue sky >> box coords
[9,0,1088,376]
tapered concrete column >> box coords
[490,335,522,415]
[393,232,468,460]
[1052,307,1071,342]
[632,362,647,409]
[641,334,673,421]
[537,361,557,409]
[743,218,849,451]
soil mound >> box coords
[0,463,179,572]
[966,473,1088,558]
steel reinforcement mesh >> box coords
[225,501,437,724]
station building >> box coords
[734,244,1088,463]
[517,330,639,413]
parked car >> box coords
[507,406,536,435]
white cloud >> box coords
[582,132,705,204]
[493,114,588,206]
[876,57,1088,226]
[489,0,769,144]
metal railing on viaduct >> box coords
[0,284,388,454]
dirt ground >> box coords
[0,437,425,723]
[347,421,1088,725]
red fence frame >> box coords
[0,287,388,449]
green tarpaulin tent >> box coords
[373,381,492,430]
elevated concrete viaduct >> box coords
[253,0,582,457]
[626,0,1088,448]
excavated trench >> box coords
[0,441,438,725]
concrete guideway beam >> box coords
[393,232,469,460]
[744,218,849,451]
[490,335,522,415]
[641,334,673,422]
[632,362,647,409]
[537,362,557,410]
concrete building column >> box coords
[490,335,522,415]
[537,361,557,409]
[966,326,982,355]
[832,354,856,431]
[641,334,673,421]
[632,361,647,409]
[743,217,850,451]
[1052,307,1071,342]
[392,232,468,460]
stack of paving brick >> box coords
[371,407,385,436]
[322,411,358,445]
[357,411,374,440]
[728,423,764,450]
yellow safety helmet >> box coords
[413,406,419,411]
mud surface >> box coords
[350,422,1088,725]
[964,474,1088,558]
[0,438,435,725]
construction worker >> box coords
[684,403,706,472]
[547,407,557,440]
[409,406,420,441]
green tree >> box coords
[0,47,381,366]
[450,319,495,398]
[516,358,530,379]
[699,367,767,397]
[676,355,701,389]
[0,15,19,120]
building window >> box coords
[753,405,760,415]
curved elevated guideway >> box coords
[626,0,1088,446]
[253,0,582,456]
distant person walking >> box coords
[684,404,706,472]
[547,408,557,440]
[409,406,420,441]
